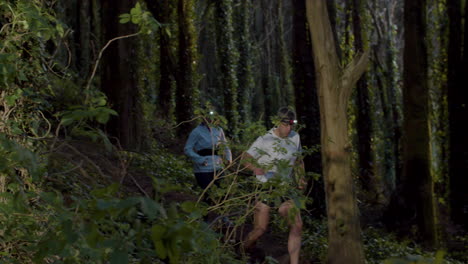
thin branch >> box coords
[341,49,370,104]
[85,32,140,102]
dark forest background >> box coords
[0,0,467,263]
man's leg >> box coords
[279,201,303,264]
[244,201,270,249]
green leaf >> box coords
[5,95,18,106]
[56,23,64,37]
[18,70,28,81]
[91,183,120,198]
[60,117,74,126]
[119,14,131,24]
[110,249,128,264]
[131,16,141,24]
[96,111,110,124]
[180,201,197,213]
[151,225,166,240]
[154,239,167,259]
[164,27,171,38]
[84,223,100,247]
[140,197,166,220]
[131,3,142,16]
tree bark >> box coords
[306,1,368,263]
[277,0,294,106]
[101,0,142,150]
[234,0,254,122]
[215,0,239,137]
[175,0,198,138]
[351,0,373,193]
[146,0,176,120]
[400,0,436,246]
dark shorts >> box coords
[256,185,302,208]
[194,170,223,189]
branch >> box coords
[341,49,370,104]
[85,32,140,102]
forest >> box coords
[0,0,467,263]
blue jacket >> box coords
[184,124,232,173]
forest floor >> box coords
[55,137,467,264]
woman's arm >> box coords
[184,129,205,164]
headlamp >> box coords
[281,118,297,125]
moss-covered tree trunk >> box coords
[146,0,176,120]
[176,0,198,138]
[400,0,436,246]
[215,0,239,137]
[306,1,368,263]
[351,0,373,194]
[101,0,142,150]
[234,0,254,123]
[367,0,403,196]
[277,0,294,106]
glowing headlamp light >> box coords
[281,118,297,125]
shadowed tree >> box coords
[386,0,437,247]
[101,0,143,150]
[292,0,324,216]
[234,0,254,122]
[447,0,468,229]
[351,0,373,194]
[175,0,198,138]
[146,0,176,120]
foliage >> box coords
[363,227,465,264]
[119,2,161,34]
[1,139,245,264]
[301,220,465,264]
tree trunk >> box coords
[277,0,294,106]
[292,0,324,216]
[101,0,142,150]
[351,0,373,193]
[448,0,468,228]
[400,0,436,247]
[215,0,239,137]
[234,0,254,123]
[146,0,175,120]
[306,1,368,263]
[176,0,198,138]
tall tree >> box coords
[399,0,436,246]
[175,0,198,137]
[146,0,176,120]
[101,0,143,149]
[76,0,92,77]
[292,0,324,216]
[351,0,373,194]
[368,0,403,195]
[448,0,468,228]
[277,0,294,106]
[306,1,369,263]
[234,0,254,122]
[215,0,239,137]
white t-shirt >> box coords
[246,128,301,182]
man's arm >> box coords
[242,152,264,175]
[295,159,307,190]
